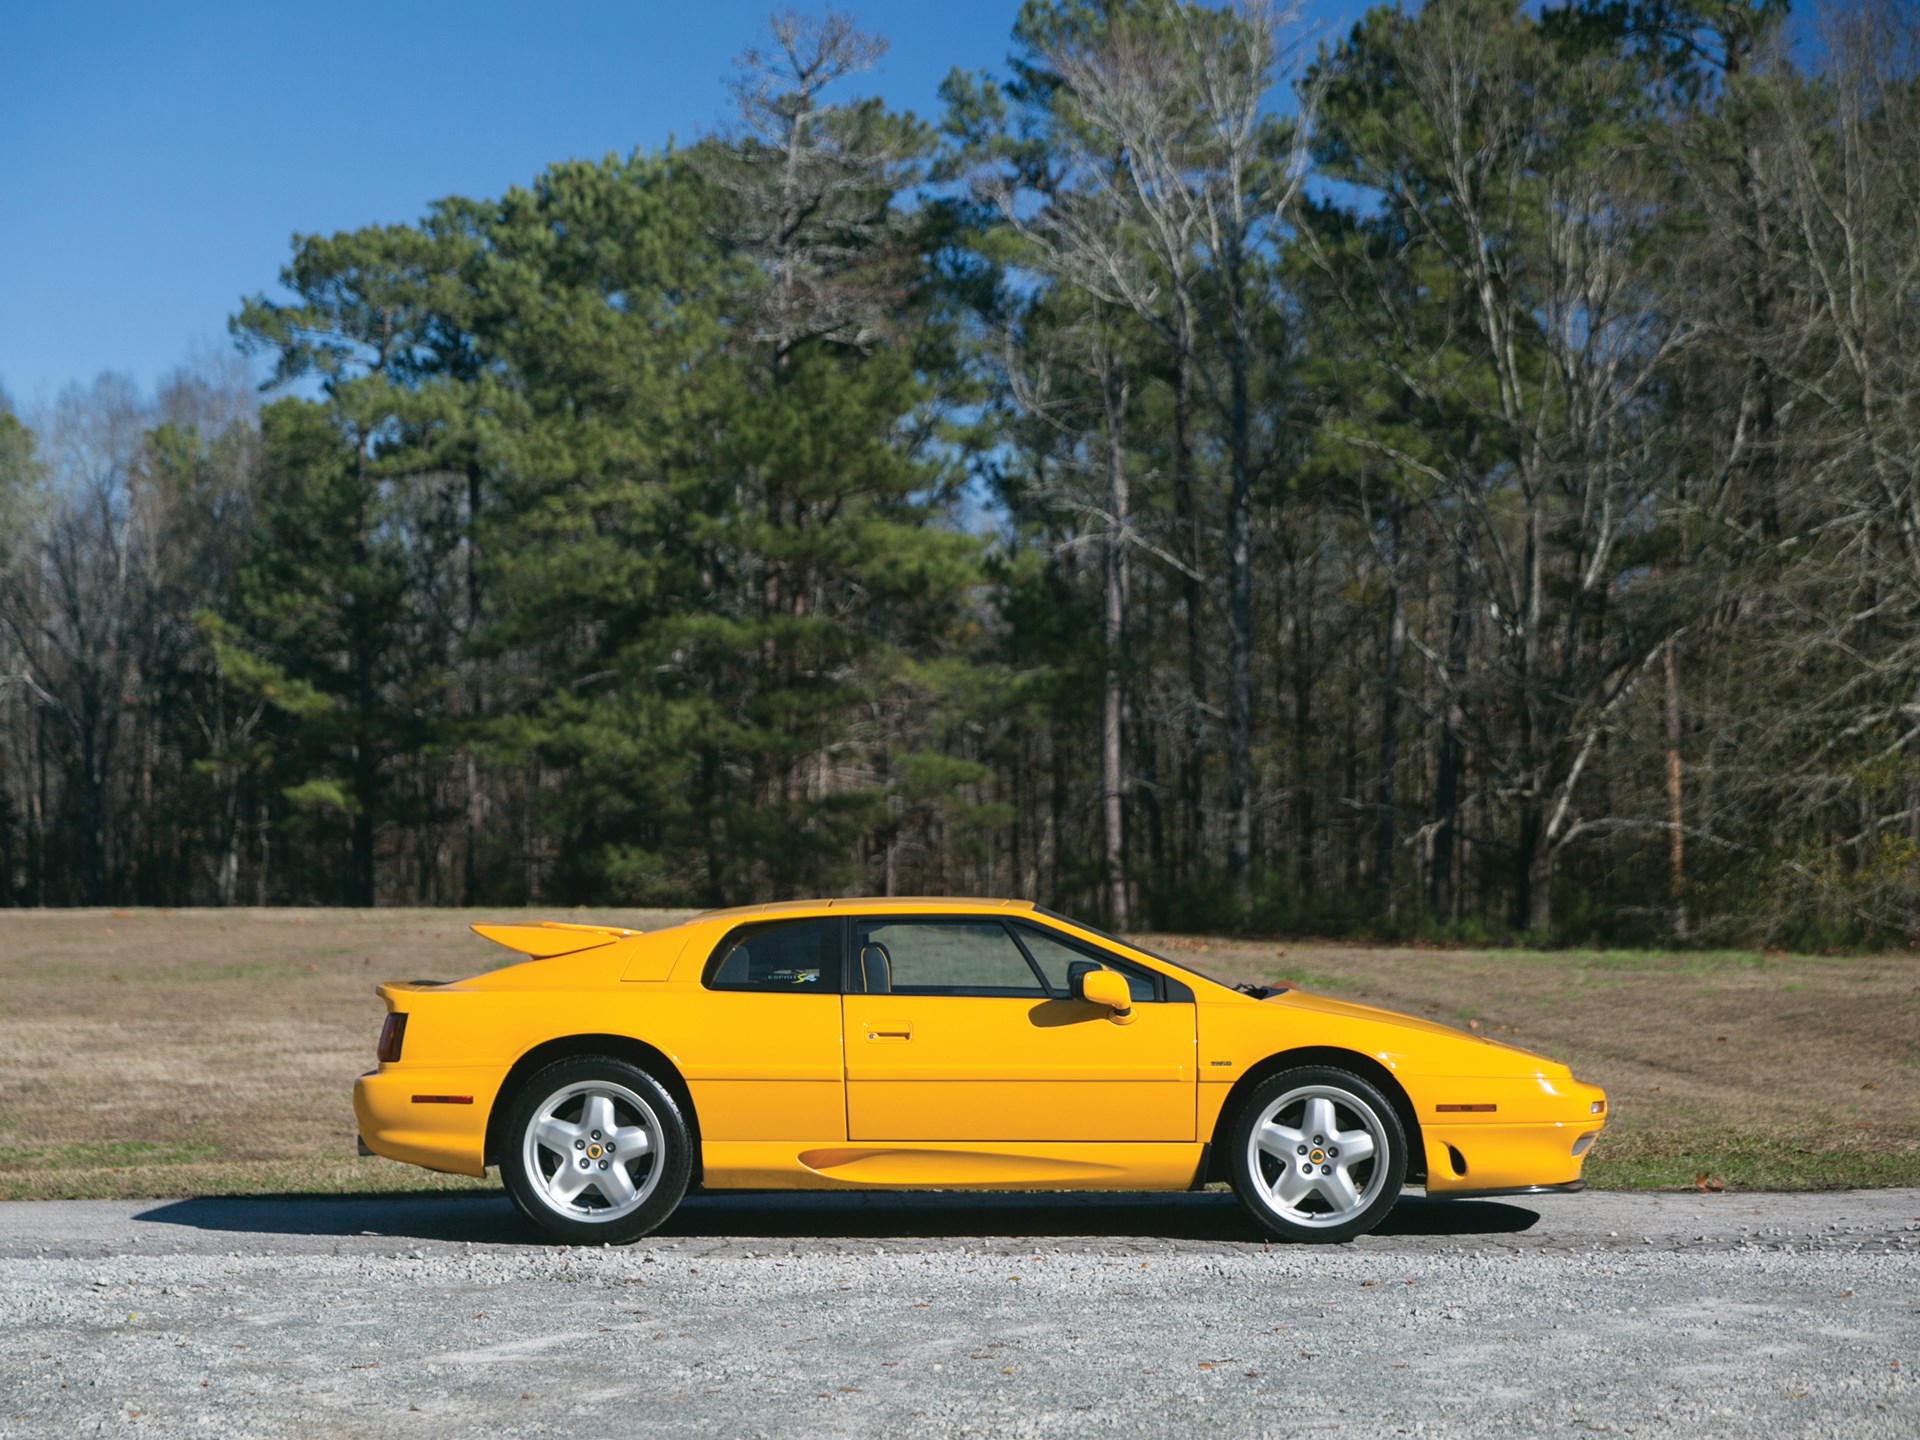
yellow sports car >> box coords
[353,898,1606,1244]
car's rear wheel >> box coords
[500,1057,691,1244]
[1226,1066,1407,1243]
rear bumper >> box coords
[352,1064,503,1177]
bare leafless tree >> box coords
[708,8,919,363]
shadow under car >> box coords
[134,1188,1541,1246]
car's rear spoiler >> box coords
[469,920,640,959]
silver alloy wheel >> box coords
[520,1079,663,1224]
[1245,1082,1389,1229]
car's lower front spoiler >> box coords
[1426,1179,1588,1201]
[1418,1080,1605,1196]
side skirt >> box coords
[701,1140,1207,1191]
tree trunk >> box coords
[1514,487,1547,935]
[1664,633,1686,938]
[351,625,377,906]
[1101,352,1131,929]
[1342,698,1361,895]
[1225,280,1255,913]
[1171,343,1205,886]
[463,464,485,906]
[701,742,725,908]
[1049,721,1067,908]
[1139,728,1164,918]
[1512,801,1549,935]
[1291,548,1315,902]
[218,759,241,907]
[254,796,270,906]
[31,709,48,905]
[1374,504,1403,920]
[350,441,378,908]
[1429,520,1472,924]
[352,740,376,905]
[82,703,107,906]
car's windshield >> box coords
[1032,906,1286,998]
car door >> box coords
[840,916,1195,1142]
[686,916,848,1141]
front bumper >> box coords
[352,1064,504,1177]
[1419,1077,1606,1196]
[1429,1179,1587,1201]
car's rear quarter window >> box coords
[705,918,841,992]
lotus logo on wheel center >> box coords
[587,1143,603,1159]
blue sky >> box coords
[1,1,1371,408]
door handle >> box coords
[866,1026,912,1041]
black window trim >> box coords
[702,916,850,994]
[1006,918,1192,1004]
[1028,908,1198,1002]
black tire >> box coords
[1225,1065,1407,1244]
[499,1057,692,1245]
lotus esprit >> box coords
[353,898,1606,1243]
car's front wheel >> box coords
[1226,1066,1407,1243]
[500,1057,692,1244]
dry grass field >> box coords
[1,908,1915,1200]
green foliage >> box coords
[5,1,1918,951]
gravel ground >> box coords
[1,1188,1916,1437]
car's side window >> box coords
[853,920,1046,997]
[1011,922,1164,1003]
[705,918,841,992]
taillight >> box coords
[376,1013,408,1063]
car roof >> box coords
[691,896,1039,923]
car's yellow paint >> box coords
[842,991,1195,1142]
[352,897,1605,1197]
[466,921,635,958]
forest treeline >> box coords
[3,0,1918,944]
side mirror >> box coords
[1076,967,1135,1024]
